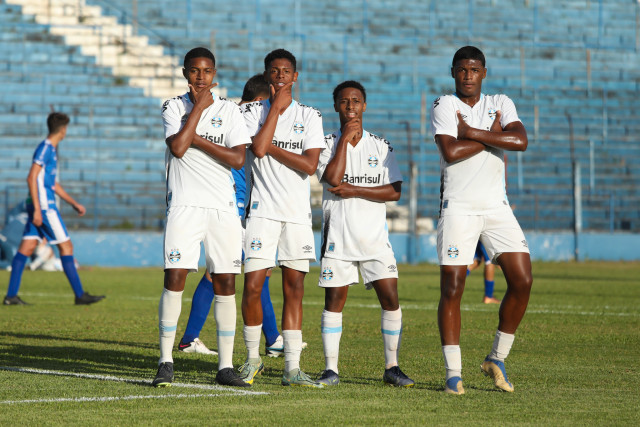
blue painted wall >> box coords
[71,231,640,267]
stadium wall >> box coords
[71,231,640,267]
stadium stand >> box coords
[1,0,638,231]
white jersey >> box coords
[316,129,403,261]
[162,92,251,213]
[431,93,520,216]
[243,99,325,225]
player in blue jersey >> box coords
[177,74,295,357]
[468,241,501,304]
[3,112,105,306]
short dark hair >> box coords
[47,112,70,134]
[332,80,367,104]
[241,74,270,102]
[264,48,296,72]
[184,47,215,68]
[452,46,486,68]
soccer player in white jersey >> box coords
[431,46,533,394]
[153,47,251,388]
[239,49,325,388]
[315,81,415,388]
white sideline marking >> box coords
[1,393,225,405]
[0,366,267,396]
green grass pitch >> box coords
[0,261,638,425]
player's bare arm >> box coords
[456,110,528,152]
[328,181,401,202]
[250,82,293,158]
[54,182,86,216]
[435,133,485,164]
[166,83,218,158]
[190,139,246,169]
[268,146,322,176]
[26,163,43,226]
[322,118,361,186]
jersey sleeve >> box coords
[302,109,326,151]
[32,143,50,167]
[430,95,457,139]
[162,98,183,139]
[381,140,403,184]
[316,133,336,180]
[226,105,252,148]
[498,95,521,127]
[241,101,262,137]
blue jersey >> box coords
[30,139,58,210]
[232,167,246,217]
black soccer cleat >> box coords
[152,362,174,387]
[75,292,105,305]
[216,367,251,387]
[3,295,29,305]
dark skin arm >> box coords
[165,83,217,158]
[456,110,528,151]
[191,136,247,169]
[328,181,402,202]
[322,118,361,187]
[249,82,292,158]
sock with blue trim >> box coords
[158,288,182,364]
[214,294,236,370]
[321,309,342,373]
[6,252,28,298]
[443,345,462,380]
[381,308,402,369]
[283,329,303,373]
[61,255,84,297]
[182,273,214,344]
[260,276,280,346]
[484,280,495,298]
[489,330,515,362]
[243,324,262,361]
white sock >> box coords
[283,329,302,373]
[243,324,262,361]
[214,294,236,370]
[321,310,343,373]
[381,308,402,369]
[442,345,462,380]
[489,330,515,362]
[158,288,183,364]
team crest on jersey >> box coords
[302,245,313,253]
[488,109,497,119]
[328,243,335,252]
[322,268,333,281]
[250,238,262,251]
[293,122,304,134]
[447,245,459,259]
[168,249,181,263]
[368,155,379,168]
[211,116,223,127]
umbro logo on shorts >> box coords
[233,259,242,267]
[522,240,528,248]
[388,265,397,272]
[302,245,313,253]
[447,245,459,258]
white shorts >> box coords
[244,217,316,270]
[437,208,529,266]
[164,206,243,274]
[318,253,399,289]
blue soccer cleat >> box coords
[444,376,465,395]
[481,357,514,392]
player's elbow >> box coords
[250,144,268,159]
[169,147,187,158]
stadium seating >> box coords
[1,0,638,231]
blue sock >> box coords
[61,255,84,297]
[181,273,214,344]
[466,269,470,276]
[261,277,280,346]
[484,280,495,298]
[6,252,28,297]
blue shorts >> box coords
[474,242,491,264]
[23,204,70,245]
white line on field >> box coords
[0,366,267,396]
[0,393,228,405]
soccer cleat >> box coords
[383,366,415,388]
[316,369,340,386]
[237,358,264,385]
[3,295,29,305]
[152,362,174,387]
[444,376,465,395]
[281,368,325,388]
[216,367,251,387]
[75,292,105,305]
[481,357,514,392]
[483,296,501,304]
[265,335,308,358]
[178,338,218,355]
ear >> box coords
[450,67,454,78]
[482,67,487,79]
[293,71,299,83]
[362,102,367,113]
[182,68,188,80]
[334,102,339,113]
[212,68,218,79]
